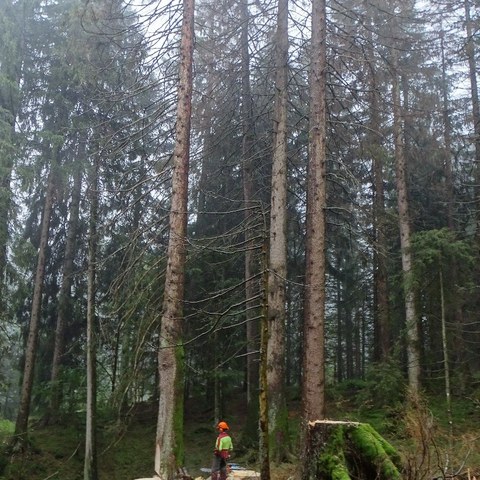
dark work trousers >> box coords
[211,454,228,480]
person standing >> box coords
[211,421,233,480]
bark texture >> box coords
[365,18,390,362]
[392,51,420,392]
[303,0,327,422]
[267,0,290,463]
[155,0,194,477]
[48,140,84,423]
[84,156,99,480]
[464,0,480,235]
[14,159,57,445]
[240,0,260,446]
[241,0,258,404]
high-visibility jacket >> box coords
[215,432,233,459]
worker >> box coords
[211,420,233,480]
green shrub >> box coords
[0,420,14,435]
[357,361,406,409]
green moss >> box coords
[348,424,401,479]
[331,461,351,480]
[268,400,291,463]
[304,422,402,480]
[315,425,351,480]
[318,453,350,480]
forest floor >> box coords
[1,386,480,479]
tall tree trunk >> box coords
[14,153,57,448]
[259,241,270,480]
[154,0,194,476]
[365,16,390,361]
[354,310,362,378]
[464,0,480,383]
[303,0,327,423]
[440,30,454,232]
[464,0,480,235]
[335,271,343,382]
[47,138,84,424]
[440,25,467,388]
[392,50,420,393]
[267,0,290,464]
[439,271,452,435]
[345,305,353,379]
[195,13,216,237]
[240,0,260,446]
[84,155,99,480]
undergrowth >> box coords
[0,385,478,479]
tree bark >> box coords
[464,0,480,236]
[392,49,420,393]
[365,10,390,361]
[47,137,84,424]
[155,0,194,477]
[441,25,467,388]
[439,271,452,436]
[303,0,327,423]
[84,155,99,480]
[259,242,270,480]
[240,0,260,447]
[267,0,290,464]
[14,152,57,447]
[335,270,343,382]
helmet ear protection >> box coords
[217,421,229,430]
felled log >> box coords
[134,467,192,480]
[302,420,402,479]
[229,471,260,478]
[200,469,260,480]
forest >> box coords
[0,0,480,478]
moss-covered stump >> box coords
[302,420,402,480]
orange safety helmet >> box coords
[217,421,229,430]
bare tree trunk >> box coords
[354,311,362,378]
[303,0,327,423]
[259,241,270,480]
[84,156,99,480]
[464,0,480,385]
[440,26,467,392]
[335,271,343,382]
[345,306,353,379]
[47,138,84,424]
[464,0,480,234]
[266,0,290,464]
[242,1,258,404]
[195,13,216,236]
[439,271,452,436]
[240,0,260,446]
[440,30,454,232]
[365,20,390,361]
[392,50,420,393]
[14,155,57,448]
[154,0,194,477]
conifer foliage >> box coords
[0,0,480,477]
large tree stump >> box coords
[303,420,402,480]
